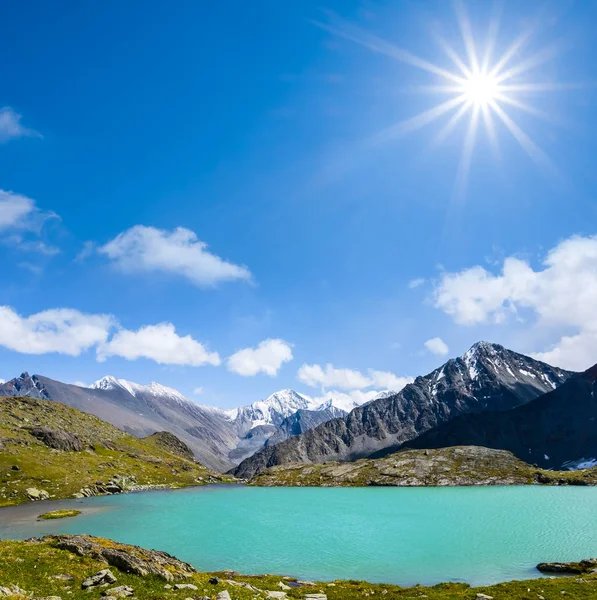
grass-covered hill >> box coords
[0,396,232,507]
[247,446,597,487]
[1,534,597,600]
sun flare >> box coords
[461,73,500,107]
[314,2,577,197]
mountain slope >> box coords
[0,395,228,506]
[404,364,597,469]
[0,375,353,471]
[0,374,239,472]
[232,342,572,479]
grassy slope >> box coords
[0,396,233,507]
[1,537,597,600]
[248,446,597,487]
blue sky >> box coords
[2,0,597,408]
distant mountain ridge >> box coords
[232,342,573,479]
[0,374,380,471]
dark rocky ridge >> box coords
[232,343,572,479]
[405,363,597,470]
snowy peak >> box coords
[0,372,49,400]
[90,376,190,405]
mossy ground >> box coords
[37,509,82,520]
[1,538,597,600]
[0,396,234,507]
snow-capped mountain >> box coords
[91,376,190,406]
[232,342,574,479]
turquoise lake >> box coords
[1,485,597,586]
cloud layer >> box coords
[227,338,293,376]
[98,225,252,287]
[433,234,597,370]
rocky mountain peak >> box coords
[0,372,49,399]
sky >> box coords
[2,0,597,408]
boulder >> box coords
[101,586,134,598]
[536,559,597,574]
[29,427,84,452]
[82,568,117,589]
[173,584,197,591]
[209,577,220,585]
[26,487,50,501]
[45,534,195,582]
[265,592,287,599]
[475,595,494,600]
[216,592,232,600]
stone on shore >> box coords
[81,569,117,589]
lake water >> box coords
[1,485,596,586]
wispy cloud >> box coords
[0,107,41,143]
[408,278,425,289]
[424,337,450,356]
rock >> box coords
[216,592,232,600]
[475,595,494,600]
[0,585,30,596]
[26,487,50,501]
[37,597,63,600]
[29,427,84,452]
[536,559,596,574]
[305,595,327,600]
[209,577,220,585]
[102,586,134,598]
[45,534,195,582]
[53,575,74,582]
[277,582,291,591]
[163,585,171,590]
[10,465,20,471]
[173,584,197,591]
[82,569,117,589]
[265,592,287,599]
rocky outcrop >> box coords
[537,558,597,574]
[406,364,597,470]
[248,446,597,487]
[233,343,572,479]
[26,487,50,501]
[143,431,195,461]
[28,427,84,452]
[43,535,196,581]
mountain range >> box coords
[0,373,380,471]
[232,342,572,478]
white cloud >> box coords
[408,278,425,289]
[424,337,450,356]
[0,306,114,356]
[369,369,414,390]
[97,322,221,367]
[297,363,372,390]
[310,389,384,412]
[193,386,204,395]
[0,191,36,230]
[297,362,412,392]
[227,338,293,376]
[75,241,96,262]
[433,234,597,370]
[98,225,252,287]
[0,379,5,384]
[0,107,40,143]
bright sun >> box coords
[315,2,572,197]
[461,73,500,106]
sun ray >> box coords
[489,101,553,168]
[312,14,466,84]
[372,94,467,144]
[454,0,480,73]
[432,100,473,147]
[499,82,596,93]
[481,0,504,72]
[495,42,565,84]
[493,93,552,122]
[454,104,481,200]
[481,103,500,158]
[434,34,473,79]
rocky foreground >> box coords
[1,534,597,600]
[0,396,232,507]
[247,446,597,487]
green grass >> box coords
[1,537,597,600]
[0,396,234,506]
[37,509,82,520]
